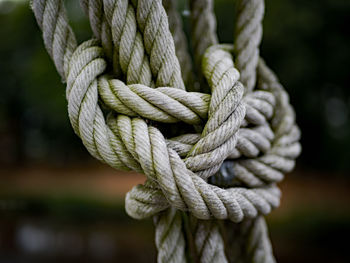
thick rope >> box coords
[215,1,298,262]
[186,1,276,259]
[131,0,185,90]
[103,0,153,85]
[190,0,218,71]
[194,219,228,263]
[60,38,276,221]
[154,208,186,263]
[31,0,301,262]
[210,58,301,188]
[163,0,194,86]
[188,0,299,262]
[80,0,115,64]
[31,0,76,80]
[234,0,264,93]
[224,216,276,263]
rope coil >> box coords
[31,0,301,262]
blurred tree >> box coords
[260,0,350,171]
[0,0,92,165]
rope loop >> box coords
[64,38,284,221]
[31,0,301,261]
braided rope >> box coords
[31,0,301,262]
[104,0,153,85]
[224,216,276,263]
[80,0,115,63]
[31,0,76,79]
[154,208,186,263]
[194,219,228,263]
[234,0,264,92]
[190,0,218,70]
[163,0,194,86]
[132,0,185,90]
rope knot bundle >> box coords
[32,0,301,262]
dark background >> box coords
[0,0,349,262]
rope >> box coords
[194,219,227,263]
[189,0,218,72]
[80,0,115,63]
[234,0,264,93]
[31,0,301,262]
[31,0,76,80]
[154,208,187,263]
[224,216,276,263]
[163,0,194,86]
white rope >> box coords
[31,0,301,262]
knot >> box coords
[64,39,292,222]
[32,1,302,261]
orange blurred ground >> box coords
[0,163,349,217]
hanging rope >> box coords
[31,0,301,262]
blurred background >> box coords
[0,0,349,262]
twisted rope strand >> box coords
[103,0,153,85]
[31,0,301,262]
[154,208,187,263]
[234,0,264,92]
[131,0,185,90]
[31,0,77,79]
[163,0,194,86]
[189,0,218,70]
[194,220,228,263]
[80,0,115,62]
[60,40,281,225]
[224,216,276,263]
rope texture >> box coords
[234,0,264,93]
[31,0,301,262]
[224,216,276,263]
[163,0,193,86]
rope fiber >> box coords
[31,0,301,262]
